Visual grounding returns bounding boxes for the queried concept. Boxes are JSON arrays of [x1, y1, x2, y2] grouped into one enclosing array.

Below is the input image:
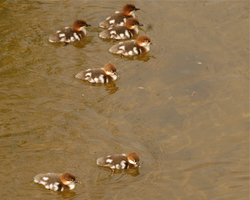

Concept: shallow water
[[0, 0, 249, 199]]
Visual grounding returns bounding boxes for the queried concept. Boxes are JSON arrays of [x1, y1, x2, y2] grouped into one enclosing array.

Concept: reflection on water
[[96, 167, 140, 181], [0, 0, 249, 200], [114, 52, 155, 62], [75, 77, 119, 95], [72, 36, 94, 49], [104, 82, 119, 95]]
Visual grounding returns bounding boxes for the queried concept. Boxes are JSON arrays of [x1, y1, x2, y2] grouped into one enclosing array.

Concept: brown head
[[136, 35, 152, 47], [125, 18, 143, 29], [73, 20, 91, 31], [104, 63, 117, 76], [60, 172, 80, 185], [127, 151, 140, 167], [122, 4, 140, 16]]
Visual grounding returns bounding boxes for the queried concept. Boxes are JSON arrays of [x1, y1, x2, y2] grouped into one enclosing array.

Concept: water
[[0, 0, 249, 199]]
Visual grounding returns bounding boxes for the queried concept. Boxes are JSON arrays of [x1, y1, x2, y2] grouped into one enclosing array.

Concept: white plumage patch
[[68, 182, 76, 190], [144, 44, 150, 52], [106, 159, 113, 163], [39, 180, 46, 185], [118, 22, 125, 26], [99, 75, 105, 83], [54, 185, 58, 191], [82, 29, 87, 35], [119, 33, 125, 39], [105, 71, 112, 75], [129, 159, 136, 165], [124, 30, 130, 38], [106, 16, 111, 20], [134, 27, 139, 34], [109, 73, 117, 81], [115, 50, 123, 54], [54, 182, 60, 186], [110, 30, 116, 35], [119, 46, 125, 50], [99, 33, 105, 39], [120, 160, 126, 169], [94, 77, 99, 83], [130, 25, 136, 29], [133, 47, 138, 54], [85, 72, 92, 78], [128, 50, 133, 55], [59, 33, 65, 38], [73, 33, 80, 41], [116, 164, 120, 169], [64, 181, 71, 185], [43, 177, 49, 181], [139, 42, 151, 52], [109, 19, 115, 25], [70, 36, 75, 42]]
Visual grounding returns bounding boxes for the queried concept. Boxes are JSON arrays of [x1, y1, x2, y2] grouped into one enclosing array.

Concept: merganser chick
[[97, 151, 140, 173], [100, 4, 140, 28], [99, 18, 143, 40], [75, 63, 118, 84], [109, 35, 153, 56], [34, 172, 80, 191], [49, 20, 91, 45]]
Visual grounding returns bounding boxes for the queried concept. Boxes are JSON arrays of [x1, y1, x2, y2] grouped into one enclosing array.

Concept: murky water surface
[[0, 0, 249, 199]]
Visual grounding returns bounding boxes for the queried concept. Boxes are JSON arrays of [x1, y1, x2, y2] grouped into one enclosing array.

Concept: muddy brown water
[[0, 0, 249, 199]]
